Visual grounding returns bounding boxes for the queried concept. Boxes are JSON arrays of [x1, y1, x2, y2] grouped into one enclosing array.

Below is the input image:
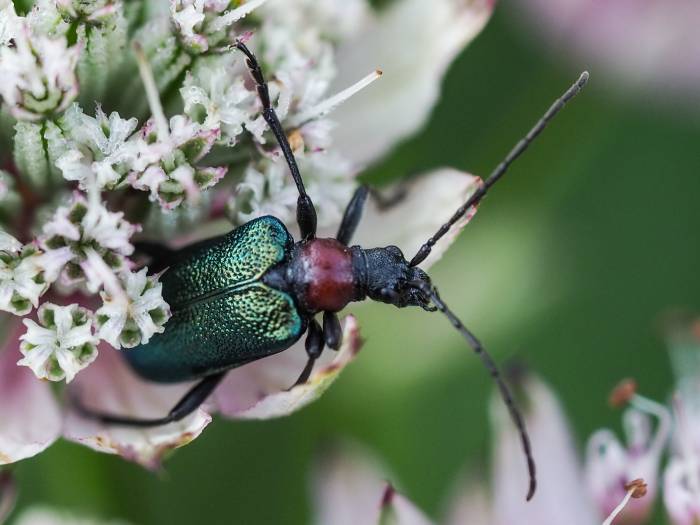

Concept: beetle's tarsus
[[289, 356, 317, 389]]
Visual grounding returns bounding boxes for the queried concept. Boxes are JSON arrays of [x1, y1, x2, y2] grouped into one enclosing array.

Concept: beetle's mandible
[[74, 40, 590, 502]]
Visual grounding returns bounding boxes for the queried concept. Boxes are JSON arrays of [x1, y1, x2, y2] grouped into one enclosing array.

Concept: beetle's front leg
[[72, 372, 226, 428]]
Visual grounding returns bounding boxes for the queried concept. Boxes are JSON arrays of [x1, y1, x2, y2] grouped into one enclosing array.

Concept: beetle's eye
[[379, 287, 399, 302]]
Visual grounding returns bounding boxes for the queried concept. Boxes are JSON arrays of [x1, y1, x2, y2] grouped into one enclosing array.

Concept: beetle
[[75, 40, 589, 501]]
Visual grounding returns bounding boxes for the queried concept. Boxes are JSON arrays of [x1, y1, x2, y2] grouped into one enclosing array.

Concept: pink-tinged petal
[[332, 0, 494, 165], [214, 316, 361, 419], [63, 344, 210, 469], [491, 375, 597, 525], [353, 169, 480, 270], [13, 506, 133, 524], [444, 477, 491, 525], [584, 388, 670, 523], [0, 317, 62, 465], [379, 485, 435, 525], [311, 442, 392, 525], [511, 0, 700, 103], [0, 470, 17, 523], [310, 441, 432, 525], [663, 455, 700, 525]]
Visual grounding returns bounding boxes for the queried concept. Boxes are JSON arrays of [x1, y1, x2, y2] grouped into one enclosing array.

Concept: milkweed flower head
[[0, 0, 494, 467]]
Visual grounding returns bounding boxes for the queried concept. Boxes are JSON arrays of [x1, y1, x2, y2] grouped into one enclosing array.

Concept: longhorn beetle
[[75, 40, 589, 501]]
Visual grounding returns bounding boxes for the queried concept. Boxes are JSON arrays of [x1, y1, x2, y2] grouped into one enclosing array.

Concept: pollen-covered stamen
[[609, 378, 637, 408], [289, 70, 384, 127], [602, 479, 647, 525], [610, 379, 672, 458], [585, 380, 671, 523]]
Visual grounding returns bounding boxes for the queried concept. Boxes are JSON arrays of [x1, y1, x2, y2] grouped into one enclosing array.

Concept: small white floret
[[18, 303, 98, 383]]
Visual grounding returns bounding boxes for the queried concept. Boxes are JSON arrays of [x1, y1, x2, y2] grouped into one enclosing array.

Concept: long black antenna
[[411, 281, 537, 501], [410, 71, 589, 267], [235, 40, 318, 239]]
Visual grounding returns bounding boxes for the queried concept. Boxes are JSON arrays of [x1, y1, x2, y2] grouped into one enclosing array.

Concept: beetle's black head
[[361, 246, 434, 310]]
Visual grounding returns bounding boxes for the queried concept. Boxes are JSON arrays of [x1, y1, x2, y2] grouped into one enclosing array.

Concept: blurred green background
[[11, 5, 700, 524]]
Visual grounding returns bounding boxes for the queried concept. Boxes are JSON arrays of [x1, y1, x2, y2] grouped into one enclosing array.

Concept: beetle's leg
[[336, 186, 369, 246], [322, 311, 342, 350], [133, 241, 177, 273], [72, 372, 226, 428], [235, 41, 318, 240], [291, 318, 324, 387]]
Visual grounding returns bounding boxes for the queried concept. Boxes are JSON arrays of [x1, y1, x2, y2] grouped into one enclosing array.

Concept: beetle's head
[[363, 246, 434, 310]]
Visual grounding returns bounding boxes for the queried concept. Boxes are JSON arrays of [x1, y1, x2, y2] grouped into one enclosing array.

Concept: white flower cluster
[[19, 303, 98, 383], [0, 4, 80, 121], [0, 0, 384, 384], [170, 0, 268, 54]]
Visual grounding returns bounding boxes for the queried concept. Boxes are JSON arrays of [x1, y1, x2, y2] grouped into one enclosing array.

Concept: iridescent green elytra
[[125, 216, 305, 383]]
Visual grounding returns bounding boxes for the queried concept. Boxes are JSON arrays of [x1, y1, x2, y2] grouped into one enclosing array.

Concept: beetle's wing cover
[[124, 216, 305, 383], [125, 283, 305, 382], [163, 216, 293, 308]]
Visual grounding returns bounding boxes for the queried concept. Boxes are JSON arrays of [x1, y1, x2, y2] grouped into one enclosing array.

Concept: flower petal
[[64, 344, 210, 469], [379, 485, 435, 525], [663, 455, 700, 525], [511, 0, 700, 103], [0, 317, 62, 465], [490, 374, 598, 525], [0, 470, 16, 524], [311, 441, 432, 525], [311, 442, 392, 525], [214, 316, 361, 419], [353, 169, 480, 270], [444, 477, 491, 525], [331, 0, 494, 165]]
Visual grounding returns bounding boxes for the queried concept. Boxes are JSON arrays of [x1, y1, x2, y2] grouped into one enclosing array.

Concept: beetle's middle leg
[[291, 312, 344, 387], [72, 372, 226, 428]]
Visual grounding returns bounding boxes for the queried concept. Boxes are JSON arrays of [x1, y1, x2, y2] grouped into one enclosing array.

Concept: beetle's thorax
[[264, 238, 366, 314], [263, 238, 433, 314]]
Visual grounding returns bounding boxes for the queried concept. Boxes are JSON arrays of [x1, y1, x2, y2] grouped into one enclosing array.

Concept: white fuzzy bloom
[[0, 231, 22, 253], [56, 105, 139, 189], [18, 303, 98, 383], [0, 234, 65, 316], [127, 115, 227, 210], [55, 0, 119, 24], [0, 11, 81, 121], [40, 193, 138, 286], [229, 148, 354, 228], [180, 58, 256, 145], [95, 267, 171, 349], [170, 0, 268, 53], [0, 2, 17, 46]]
